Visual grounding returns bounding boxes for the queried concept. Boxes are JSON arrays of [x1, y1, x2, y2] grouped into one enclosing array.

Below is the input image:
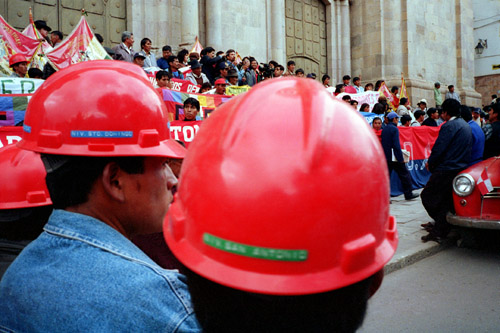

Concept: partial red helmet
[[18, 60, 185, 159], [0, 144, 51, 209], [9, 54, 28, 67], [164, 77, 398, 295]]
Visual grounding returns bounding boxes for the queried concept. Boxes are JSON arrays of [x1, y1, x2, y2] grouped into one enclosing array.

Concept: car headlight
[[452, 174, 475, 197]]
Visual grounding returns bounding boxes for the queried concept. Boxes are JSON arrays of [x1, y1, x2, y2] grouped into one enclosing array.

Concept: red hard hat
[[18, 60, 185, 159], [0, 144, 51, 209], [164, 77, 398, 295], [9, 53, 28, 67]]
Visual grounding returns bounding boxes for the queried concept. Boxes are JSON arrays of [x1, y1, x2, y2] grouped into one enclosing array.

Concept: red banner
[[0, 126, 22, 148], [398, 126, 440, 160], [170, 78, 200, 93], [169, 120, 203, 148]]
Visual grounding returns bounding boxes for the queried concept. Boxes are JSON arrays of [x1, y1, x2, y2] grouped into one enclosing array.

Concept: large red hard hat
[[18, 60, 185, 159], [164, 77, 398, 295], [0, 144, 51, 210], [9, 53, 28, 67]]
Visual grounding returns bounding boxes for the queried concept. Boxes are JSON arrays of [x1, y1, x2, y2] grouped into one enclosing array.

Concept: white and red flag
[[477, 169, 493, 196]]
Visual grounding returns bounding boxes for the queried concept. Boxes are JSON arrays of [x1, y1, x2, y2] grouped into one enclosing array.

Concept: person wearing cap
[[133, 52, 146, 68], [472, 108, 483, 127], [0, 145, 53, 279], [415, 98, 427, 112], [382, 112, 419, 200], [445, 85, 461, 103], [434, 82, 442, 108], [214, 61, 229, 82], [422, 108, 439, 127], [9, 54, 28, 78], [226, 69, 239, 86], [34, 20, 51, 40], [421, 99, 471, 243], [205, 78, 228, 95], [185, 60, 209, 86], [0, 61, 200, 331], [306, 73, 317, 80], [112, 31, 135, 62], [163, 78, 398, 331], [167, 55, 184, 79]]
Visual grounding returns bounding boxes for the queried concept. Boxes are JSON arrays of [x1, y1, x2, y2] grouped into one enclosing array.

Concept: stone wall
[[475, 74, 500, 107]]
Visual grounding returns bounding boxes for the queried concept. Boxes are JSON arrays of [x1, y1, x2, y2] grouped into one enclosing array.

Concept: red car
[[447, 156, 500, 229]]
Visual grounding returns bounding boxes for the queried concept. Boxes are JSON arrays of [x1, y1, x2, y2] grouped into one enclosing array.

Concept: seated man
[[0, 61, 200, 331], [157, 45, 172, 70], [226, 69, 239, 86], [167, 55, 184, 80], [185, 60, 209, 86], [155, 70, 172, 90], [164, 78, 398, 332], [133, 52, 146, 68], [205, 78, 228, 95]]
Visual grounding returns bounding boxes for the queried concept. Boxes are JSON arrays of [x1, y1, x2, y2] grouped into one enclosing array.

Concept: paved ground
[[386, 188, 450, 274]]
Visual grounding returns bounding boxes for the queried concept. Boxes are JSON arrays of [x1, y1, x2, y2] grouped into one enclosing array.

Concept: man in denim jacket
[[0, 61, 201, 332]]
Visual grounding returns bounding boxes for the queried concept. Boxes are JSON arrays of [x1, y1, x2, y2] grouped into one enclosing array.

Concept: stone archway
[[285, 0, 327, 77]]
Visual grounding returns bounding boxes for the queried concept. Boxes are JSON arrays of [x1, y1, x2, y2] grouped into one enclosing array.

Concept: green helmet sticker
[[203, 233, 308, 262]]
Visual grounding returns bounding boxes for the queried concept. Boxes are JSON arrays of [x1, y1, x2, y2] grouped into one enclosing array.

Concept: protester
[[112, 31, 135, 62], [372, 117, 383, 131], [189, 52, 200, 62], [157, 45, 172, 70], [206, 78, 228, 95], [225, 49, 237, 70], [273, 65, 284, 78], [401, 115, 412, 127], [421, 99, 472, 243], [391, 86, 400, 107], [200, 47, 222, 84], [177, 49, 189, 67], [183, 97, 200, 121], [283, 60, 295, 76], [411, 110, 425, 126], [351, 100, 358, 109], [322, 74, 330, 87], [8, 54, 28, 78], [0, 145, 53, 279], [140, 38, 157, 68], [445, 84, 461, 103], [185, 60, 209, 86], [396, 97, 411, 116], [360, 103, 370, 112], [372, 103, 385, 115], [215, 62, 229, 82], [167, 55, 184, 79], [434, 82, 442, 108], [34, 20, 51, 42], [334, 84, 345, 96], [460, 106, 485, 166], [422, 108, 439, 127], [472, 108, 483, 127], [155, 70, 172, 89], [365, 82, 374, 91], [382, 112, 419, 201], [483, 103, 500, 159], [415, 99, 427, 112], [306, 73, 317, 80], [436, 109, 446, 126], [244, 58, 259, 86], [200, 82, 212, 93], [164, 77, 397, 332], [0, 61, 199, 331], [50, 30, 63, 47], [353, 76, 364, 93], [226, 69, 239, 86], [342, 95, 351, 103], [342, 75, 351, 86], [374, 80, 385, 91], [238, 57, 250, 85], [28, 67, 43, 79]]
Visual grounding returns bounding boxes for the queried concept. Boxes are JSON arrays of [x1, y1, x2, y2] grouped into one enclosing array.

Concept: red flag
[[378, 83, 396, 110], [477, 168, 493, 196]]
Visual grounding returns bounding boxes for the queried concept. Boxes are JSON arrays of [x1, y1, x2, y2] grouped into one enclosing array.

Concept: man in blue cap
[[381, 112, 419, 200]]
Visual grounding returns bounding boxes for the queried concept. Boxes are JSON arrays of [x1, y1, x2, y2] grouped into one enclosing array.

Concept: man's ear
[[101, 162, 126, 202], [368, 269, 384, 298]]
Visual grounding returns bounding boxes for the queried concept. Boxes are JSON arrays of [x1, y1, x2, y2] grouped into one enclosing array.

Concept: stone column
[[340, 0, 351, 78], [205, 0, 222, 50], [271, 0, 286, 65], [180, 0, 199, 48]]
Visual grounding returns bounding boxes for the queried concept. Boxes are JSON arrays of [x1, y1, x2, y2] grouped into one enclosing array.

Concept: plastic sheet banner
[[335, 91, 380, 111], [168, 120, 203, 148], [226, 85, 251, 96], [0, 126, 22, 148], [0, 78, 44, 126], [161, 89, 231, 121]]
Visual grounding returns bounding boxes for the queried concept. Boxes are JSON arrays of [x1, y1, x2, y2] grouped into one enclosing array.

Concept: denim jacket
[[0, 210, 201, 332]]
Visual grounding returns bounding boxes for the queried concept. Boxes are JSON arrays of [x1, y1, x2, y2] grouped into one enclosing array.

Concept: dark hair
[[483, 105, 492, 112], [426, 107, 437, 117], [28, 68, 43, 79], [391, 86, 398, 93], [162, 45, 172, 52], [95, 33, 104, 44], [360, 103, 370, 112], [51, 30, 63, 40], [43, 155, 144, 209], [226, 49, 235, 55], [350, 100, 358, 105], [177, 49, 189, 63], [442, 98, 461, 117], [269, 60, 279, 68], [342, 95, 351, 101], [0, 205, 53, 240], [372, 117, 382, 124], [460, 105, 472, 122], [364, 83, 374, 90], [448, 85, 454, 90], [322, 74, 330, 84], [201, 47, 215, 56], [167, 55, 177, 65], [140, 38, 152, 49], [287, 60, 295, 67], [401, 115, 412, 126], [155, 70, 172, 81], [399, 97, 408, 105], [182, 265, 376, 333], [201, 82, 212, 91], [278, 65, 284, 71], [414, 110, 426, 119], [372, 103, 384, 115], [216, 51, 224, 57], [342, 75, 351, 81], [353, 77, 360, 83], [184, 97, 200, 111], [334, 84, 344, 94], [374, 80, 385, 91], [295, 68, 304, 75], [491, 103, 500, 115]]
